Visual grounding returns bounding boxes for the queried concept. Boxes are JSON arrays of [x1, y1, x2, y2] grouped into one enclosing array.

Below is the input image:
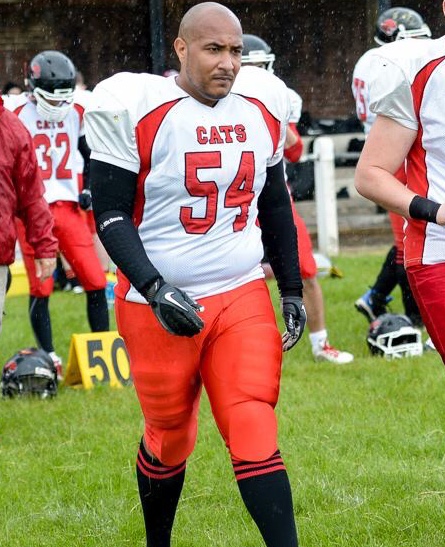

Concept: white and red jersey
[[3, 92, 84, 204], [287, 87, 302, 125], [85, 66, 289, 303], [352, 47, 381, 134], [367, 37, 445, 268]]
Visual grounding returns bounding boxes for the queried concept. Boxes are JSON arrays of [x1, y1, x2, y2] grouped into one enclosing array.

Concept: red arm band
[[284, 123, 303, 163]]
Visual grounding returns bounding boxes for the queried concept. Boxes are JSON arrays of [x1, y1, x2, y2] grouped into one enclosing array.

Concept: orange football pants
[[115, 279, 283, 466]]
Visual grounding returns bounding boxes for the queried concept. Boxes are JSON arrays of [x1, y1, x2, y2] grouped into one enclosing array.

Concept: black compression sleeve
[[78, 136, 91, 190], [258, 160, 303, 297], [91, 160, 161, 293], [409, 195, 440, 223]]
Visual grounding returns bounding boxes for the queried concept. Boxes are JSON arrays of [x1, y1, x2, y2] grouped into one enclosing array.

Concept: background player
[[3, 50, 109, 377], [242, 33, 353, 364], [354, 2, 445, 363], [86, 3, 306, 546], [352, 7, 430, 328]]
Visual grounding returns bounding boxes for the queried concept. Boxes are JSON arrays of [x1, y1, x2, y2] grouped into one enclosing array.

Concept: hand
[[145, 279, 204, 337], [34, 257, 56, 282], [78, 189, 92, 210], [281, 295, 307, 352]]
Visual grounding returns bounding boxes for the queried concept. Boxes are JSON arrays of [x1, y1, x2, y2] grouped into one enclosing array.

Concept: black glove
[[281, 295, 307, 352], [145, 279, 204, 337], [78, 189, 92, 210]]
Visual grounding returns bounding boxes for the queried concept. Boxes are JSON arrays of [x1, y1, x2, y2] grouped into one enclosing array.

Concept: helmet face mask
[[33, 86, 74, 122], [1, 348, 58, 399], [241, 34, 275, 72], [367, 313, 423, 359], [27, 50, 76, 122], [374, 7, 431, 46]]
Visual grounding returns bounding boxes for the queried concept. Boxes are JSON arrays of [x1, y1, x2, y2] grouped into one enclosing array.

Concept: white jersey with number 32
[[3, 93, 84, 204]]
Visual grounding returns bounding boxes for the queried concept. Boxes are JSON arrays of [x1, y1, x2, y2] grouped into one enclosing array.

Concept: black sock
[[29, 296, 54, 353], [86, 289, 109, 332], [395, 263, 422, 324], [136, 439, 186, 547], [373, 245, 397, 296], [233, 450, 298, 547]]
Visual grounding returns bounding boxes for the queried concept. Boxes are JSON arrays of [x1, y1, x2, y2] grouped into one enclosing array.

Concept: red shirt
[[0, 97, 57, 265]]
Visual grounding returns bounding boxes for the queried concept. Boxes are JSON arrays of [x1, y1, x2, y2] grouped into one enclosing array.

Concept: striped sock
[[136, 439, 186, 547], [233, 450, 298, 547]]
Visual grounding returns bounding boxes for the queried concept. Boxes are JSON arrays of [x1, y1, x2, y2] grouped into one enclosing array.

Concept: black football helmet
[[374, 7, 431, 46], [367, 313, 423, 359], [241, 34, 275, 72], [1, 348, 58, 398], [27, 50, 76, 122]]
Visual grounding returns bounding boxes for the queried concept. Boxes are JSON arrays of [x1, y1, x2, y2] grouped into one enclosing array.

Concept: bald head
[[178, 2, 242, 42], [174, 2, 243, 106]]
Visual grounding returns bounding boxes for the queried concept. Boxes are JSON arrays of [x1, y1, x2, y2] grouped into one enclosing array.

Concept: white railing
[[303, 136, 361, 257]]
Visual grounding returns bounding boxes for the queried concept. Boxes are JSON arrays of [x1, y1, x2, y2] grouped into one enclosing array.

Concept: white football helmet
[[241, 34, 275, 72], [374, 7, 431, 46], [367, 313, 423, 359]]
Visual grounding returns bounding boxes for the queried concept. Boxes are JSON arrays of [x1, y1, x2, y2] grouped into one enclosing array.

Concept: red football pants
[[115, 279, 283, 466], [407, 262, 445, 363], [292, 204, 317, 279]]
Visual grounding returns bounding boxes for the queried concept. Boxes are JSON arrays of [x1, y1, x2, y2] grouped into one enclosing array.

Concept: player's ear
[[174, 37, 187, 63]]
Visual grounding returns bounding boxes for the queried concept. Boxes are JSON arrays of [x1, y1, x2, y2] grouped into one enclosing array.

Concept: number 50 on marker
[[65, 331, 132, 389]]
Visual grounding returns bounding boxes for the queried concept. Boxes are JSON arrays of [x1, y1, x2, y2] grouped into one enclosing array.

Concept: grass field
[[1, 250, 445, 547]]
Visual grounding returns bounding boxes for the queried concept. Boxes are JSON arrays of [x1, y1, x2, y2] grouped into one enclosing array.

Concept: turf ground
[[1, 250, 444, 547]]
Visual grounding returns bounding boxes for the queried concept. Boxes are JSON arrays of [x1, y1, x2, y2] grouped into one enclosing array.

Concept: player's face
[[175, 18, 243, 106]]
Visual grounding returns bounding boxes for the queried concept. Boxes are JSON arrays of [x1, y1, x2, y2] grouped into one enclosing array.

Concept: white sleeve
[[368, 55, 417, 131], [233, 66, 290, 167], [84, 79, 140, 173], [287, 87, 303, 124]]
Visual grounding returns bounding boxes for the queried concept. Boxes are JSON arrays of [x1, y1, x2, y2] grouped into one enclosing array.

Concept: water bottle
[[105, 278, 116, 309]]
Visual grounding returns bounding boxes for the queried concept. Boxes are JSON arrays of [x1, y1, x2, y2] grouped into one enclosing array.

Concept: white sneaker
[[49, 351, 64, 382], [313, 342, 354, 364], [424, 337, 437, 352]]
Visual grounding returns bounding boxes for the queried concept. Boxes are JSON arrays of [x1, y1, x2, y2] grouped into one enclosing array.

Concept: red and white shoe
[[49, 352, 64, 382], [313, 342, 354, 364]]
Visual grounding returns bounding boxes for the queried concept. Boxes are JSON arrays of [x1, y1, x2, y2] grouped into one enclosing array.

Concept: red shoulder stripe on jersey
[[407, 56, 445, 263], [14, 104, 26, 116], [411, 56, 445, 117], [74, 102, 85, 123], [236, 94, 281, 156], [133, 98, 183, 228]]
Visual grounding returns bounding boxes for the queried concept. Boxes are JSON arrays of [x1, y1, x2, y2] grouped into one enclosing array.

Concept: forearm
[[91, 159, 161, 295], [355, 164, 415, 217], [258, 161, 303, 297], [95, 209, 160, 293]]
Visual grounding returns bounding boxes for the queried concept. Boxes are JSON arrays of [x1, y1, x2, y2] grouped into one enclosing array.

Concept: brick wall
[[1, 0, 444, 118]]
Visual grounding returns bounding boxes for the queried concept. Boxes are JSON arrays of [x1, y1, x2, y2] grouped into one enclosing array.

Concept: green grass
[[1, 251, 445, 547]]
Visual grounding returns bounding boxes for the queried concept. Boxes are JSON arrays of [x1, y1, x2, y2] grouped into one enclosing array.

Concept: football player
[[86, 3, 306, 546], [355, 4, 445, 363], [3, 50, 109, 378], [242, 33, 354, 364], [352, 7, 430, 329]]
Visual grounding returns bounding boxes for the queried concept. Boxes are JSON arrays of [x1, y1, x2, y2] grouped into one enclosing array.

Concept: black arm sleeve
[[78, 135, 91, 190], [91, 159, 161, 294], [257, 160, 303, 297]]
